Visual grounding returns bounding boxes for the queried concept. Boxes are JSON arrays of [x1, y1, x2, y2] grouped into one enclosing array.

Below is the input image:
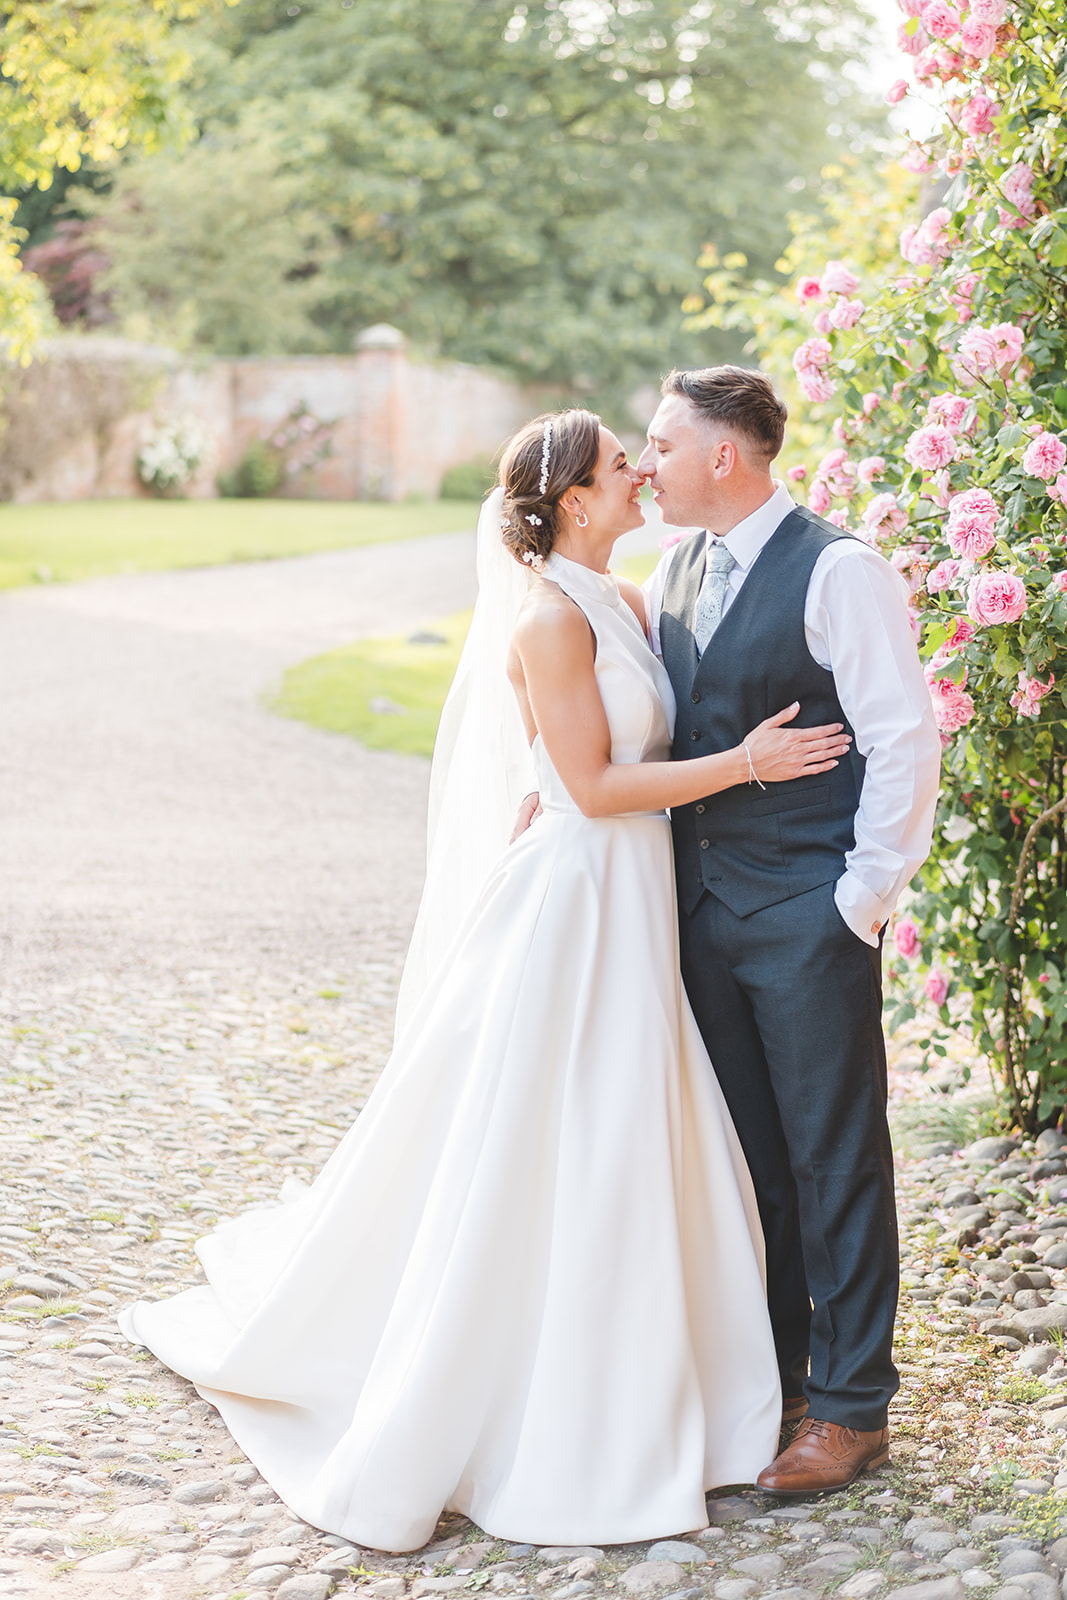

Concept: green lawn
[[272, 610, 473, 759], [0, 498, 482, 589], [273, 551, 661, 759]]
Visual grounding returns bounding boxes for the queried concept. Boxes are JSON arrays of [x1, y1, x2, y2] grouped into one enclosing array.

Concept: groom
[[636, 366, 940, 1492]]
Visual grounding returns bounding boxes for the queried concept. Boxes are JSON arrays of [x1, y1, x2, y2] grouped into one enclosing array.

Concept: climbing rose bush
[[784, 0, 1067, 1131]]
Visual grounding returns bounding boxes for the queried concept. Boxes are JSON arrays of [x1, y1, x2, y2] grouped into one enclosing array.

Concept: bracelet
[[742, 741, 767, 791]]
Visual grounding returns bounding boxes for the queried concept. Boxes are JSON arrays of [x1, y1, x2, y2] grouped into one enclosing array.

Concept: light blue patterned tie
[[693, 540, 737, 655]]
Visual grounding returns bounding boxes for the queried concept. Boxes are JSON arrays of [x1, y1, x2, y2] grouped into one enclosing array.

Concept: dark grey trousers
[[679, 878, 899, 1431]]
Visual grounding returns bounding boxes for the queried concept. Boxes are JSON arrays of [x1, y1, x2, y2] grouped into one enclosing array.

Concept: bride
[[120, 409, 852, 1553]]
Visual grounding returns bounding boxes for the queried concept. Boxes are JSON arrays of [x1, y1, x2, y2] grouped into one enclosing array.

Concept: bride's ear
[[557, 488, 582, 520]]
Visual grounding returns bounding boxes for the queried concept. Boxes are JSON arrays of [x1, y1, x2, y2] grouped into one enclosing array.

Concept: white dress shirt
[[643, 482, 941, 946]]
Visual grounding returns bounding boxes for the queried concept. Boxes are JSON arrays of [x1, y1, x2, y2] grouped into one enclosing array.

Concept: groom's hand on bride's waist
[[511, 793, 543, 842]]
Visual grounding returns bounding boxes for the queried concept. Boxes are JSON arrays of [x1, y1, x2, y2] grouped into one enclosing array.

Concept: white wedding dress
[[119, 551, 780, 1553]]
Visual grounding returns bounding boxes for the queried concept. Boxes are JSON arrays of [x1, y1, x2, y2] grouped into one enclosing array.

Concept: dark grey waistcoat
[[660, 507, 867, 917]]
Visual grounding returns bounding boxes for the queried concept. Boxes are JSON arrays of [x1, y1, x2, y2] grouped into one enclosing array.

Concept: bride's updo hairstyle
[[499, 409, 601, 570]]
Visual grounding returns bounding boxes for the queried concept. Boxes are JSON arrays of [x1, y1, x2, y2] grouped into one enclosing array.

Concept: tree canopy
[[76, 0, 877, 395], [0, 0, 237, 359]]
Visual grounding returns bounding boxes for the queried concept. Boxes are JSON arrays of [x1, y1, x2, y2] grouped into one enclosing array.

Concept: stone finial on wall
[[354, 324, 406, 351]]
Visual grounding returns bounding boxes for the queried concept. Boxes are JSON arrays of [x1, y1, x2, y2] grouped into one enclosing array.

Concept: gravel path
[[3, 529, 1067, 1600]]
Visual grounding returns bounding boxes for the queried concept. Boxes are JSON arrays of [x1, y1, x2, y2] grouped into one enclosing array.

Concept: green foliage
[[684, 159, 922, 470], [0, 498, 482, 589], [218, 403, 336, 495], [218, 440, 284, 499], [0, 0, 237, 359], [997, 1372, 1046, 1404], [86, 0, 878, 393], [78, 130, 335, 355], [439, 459, 497, 502], [752, 0, 1067, 1131]]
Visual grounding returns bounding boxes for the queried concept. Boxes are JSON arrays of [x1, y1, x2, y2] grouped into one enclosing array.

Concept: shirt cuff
[[834, 871, 889, 948]]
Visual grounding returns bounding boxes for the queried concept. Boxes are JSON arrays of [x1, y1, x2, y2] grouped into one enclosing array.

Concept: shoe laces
[[796, 1417, 851, 1444]]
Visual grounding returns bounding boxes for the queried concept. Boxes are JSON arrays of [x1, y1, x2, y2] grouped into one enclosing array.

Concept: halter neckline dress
[[119, 548, 780, 1552]]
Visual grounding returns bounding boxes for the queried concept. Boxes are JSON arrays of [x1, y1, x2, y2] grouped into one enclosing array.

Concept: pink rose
[[1011, 670, 1055, 719], [887, 78, 909, 104], [829, 298, 865, 331], [949, 270, 979, 323], [991, 322, 1025, 367], [817, 447, 848, 474], [794, 338, 832, 371], [1053, 572, 1067, 594], [961, 16, 997, 54], [913, 48, 940, 84], [899, 0, 924, 13], [894, 918, 919, 958], [970, 0, 1007, 18], [946, 487, 999, 559], [812, 309, 833, 335], [932, 44, 966, 79], [808, 479, 832, 515], [948, 485, 998, 521], [892, 545, 929, 595], [967, 570, 1027, 626], [956, 320, 1024, 381], [925, 970, 950, 1006], [900, 211, 952, 264], [928, 669, 976, 732], [1048, 473, 1067, 505], [794, 276, 825, 303], [927, 558, 964, 592], [1022, 431, 1067, 482], [947, 519, 995, 560], [659, 531, 685, 549], [928, 393, 972, 433], [858, 456, 886, 486], [904, 424, 957, 471], [786, 464, 808, 482], [922, 0, 961, 38], [825, 509, 852, 530], [949, 617, 975, 647], [1003, 162, 1036, 220], [897, 19, 929, 52], [862, 492, 908, 537], [958, 89, 997, 135], [924, 206, 953, 247], [820, 260, 861, 297], [900, 144, 932, 175], [797, 368, 837, 404], [862, 392, 881, 418]]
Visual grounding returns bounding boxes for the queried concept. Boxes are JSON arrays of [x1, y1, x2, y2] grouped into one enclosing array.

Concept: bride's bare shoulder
[[513, 581, 594, 657]]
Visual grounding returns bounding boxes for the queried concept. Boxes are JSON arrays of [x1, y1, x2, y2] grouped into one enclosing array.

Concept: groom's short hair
[[661, 365, 787, 460]]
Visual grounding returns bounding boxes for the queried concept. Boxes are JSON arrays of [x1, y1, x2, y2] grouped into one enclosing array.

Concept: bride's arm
[[514, 597, 851, 820]]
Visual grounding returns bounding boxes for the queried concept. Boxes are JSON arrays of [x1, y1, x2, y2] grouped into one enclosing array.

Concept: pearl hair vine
[[538, 419, 552, 496], [522, 550, 545, 573]]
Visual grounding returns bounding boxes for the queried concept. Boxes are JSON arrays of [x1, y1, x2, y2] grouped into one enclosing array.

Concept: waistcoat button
[[690, 729, 700, 741], [699, 838, 710, 849], [691, 690, 700, 704], [695, 804, 705, 814]]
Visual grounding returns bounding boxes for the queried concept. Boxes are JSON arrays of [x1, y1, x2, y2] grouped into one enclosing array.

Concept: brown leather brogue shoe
[[781, 1396, 809, 1428], [757, 1418, 889, 1496]]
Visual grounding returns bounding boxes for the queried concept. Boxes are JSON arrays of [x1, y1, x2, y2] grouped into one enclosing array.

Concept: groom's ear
[[708, 437, 738, 479]]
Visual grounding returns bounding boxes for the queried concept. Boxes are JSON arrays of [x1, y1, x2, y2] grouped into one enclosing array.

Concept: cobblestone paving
[[5, 541, 1067, 1600]]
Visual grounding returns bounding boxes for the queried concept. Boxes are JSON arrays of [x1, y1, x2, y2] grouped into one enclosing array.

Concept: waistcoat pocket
[[750, 783, 830, 818]]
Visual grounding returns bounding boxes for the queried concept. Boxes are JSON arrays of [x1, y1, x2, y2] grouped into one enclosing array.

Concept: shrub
[[439, 458, 496, 501], [772, 0, 1067, 1132], [136, 414, 212, 497]]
